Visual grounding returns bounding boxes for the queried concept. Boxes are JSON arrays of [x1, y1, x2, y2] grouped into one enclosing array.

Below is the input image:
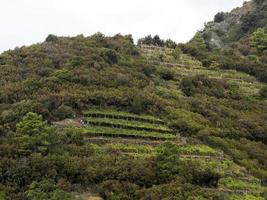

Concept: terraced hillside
[[49, 44, 267, 199], [140, 44, 265, 99], [54, 109, 182, 143], [82, 110, 178, 141], [55, 108, 267, 199], [1, 34, 267, 199]]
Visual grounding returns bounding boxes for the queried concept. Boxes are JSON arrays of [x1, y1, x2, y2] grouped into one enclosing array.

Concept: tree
[[251, 28, 267, 53], [214, 12, 225, 23], [165, 39, 177, 49], [155, 142, 180, 182], [16, 112, 49, 137], [190, 32, 207, 50], [15, 112, 52, 153], [138, 35, 153, 46], [45, 34, 58, 42], [152, 35, 164, 47], [172, 47, 182, 60]]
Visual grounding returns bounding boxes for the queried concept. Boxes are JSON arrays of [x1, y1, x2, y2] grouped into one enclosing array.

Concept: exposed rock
[[202, 1, 256, 49]]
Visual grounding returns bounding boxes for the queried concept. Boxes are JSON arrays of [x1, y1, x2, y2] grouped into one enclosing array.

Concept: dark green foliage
[[240, 9, 265, 33], [25, 179, 73, 200], [165, 39, 177, 49], [138, 35, 175, 48], [180, 161, 220, 187], [0, 33, 267, 199], [45, 34, 58, 43], [15, 112, 53, 154], [259, 86, 267, 99], [101, 49, 118, 64], [130, 91, 156, 115], [138, 35, 153, 46], [152, 35, 164, 47], [190, 0, 267, 83], [180, 75, 241, 99], [159, 68, 175, 80], [54, 105, 74, 120], [155, 142, 180, 182], [98, 180, 139, 200], [214, 12, 226, 23]]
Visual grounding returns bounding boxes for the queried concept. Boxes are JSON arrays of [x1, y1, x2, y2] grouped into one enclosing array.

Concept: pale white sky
[[0, 0, 245, 52]]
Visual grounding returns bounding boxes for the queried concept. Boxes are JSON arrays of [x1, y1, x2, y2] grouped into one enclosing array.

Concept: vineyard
[[81, 110, 178, 141], [55, 108, 266, 198], [140, 45, 265, 98], [49, 44, 267, 199], [1, 13, 267, 198]]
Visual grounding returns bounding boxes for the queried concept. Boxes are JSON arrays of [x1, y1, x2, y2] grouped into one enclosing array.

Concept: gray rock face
[[201, 1, 256, 49]]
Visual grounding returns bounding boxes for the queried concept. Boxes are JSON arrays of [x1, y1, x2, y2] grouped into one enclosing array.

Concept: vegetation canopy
[[0, 0, 267, 199]]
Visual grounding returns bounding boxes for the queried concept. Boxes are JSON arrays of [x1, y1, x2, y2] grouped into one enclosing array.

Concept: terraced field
[[53, 46, 267, 198], [137, 45, 267, 198], [140, 45, 265, 98], [140, 44, 202, 68], [55, 108, 267, 198], [80, 110, 178, 141], [97, 142, 266, 196]]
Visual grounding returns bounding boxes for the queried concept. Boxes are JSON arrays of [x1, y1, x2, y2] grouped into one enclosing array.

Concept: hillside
[[202, 0, 266, 48], [181, 0, 267, 84], [0, 31, 267, 200]]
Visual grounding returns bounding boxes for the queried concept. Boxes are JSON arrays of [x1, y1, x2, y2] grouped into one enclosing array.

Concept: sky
[[0, 0, 245, 53]]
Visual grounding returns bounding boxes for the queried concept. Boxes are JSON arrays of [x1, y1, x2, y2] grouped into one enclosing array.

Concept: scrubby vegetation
[[0, 1, 267, 199], [183, 0, 267, 83]]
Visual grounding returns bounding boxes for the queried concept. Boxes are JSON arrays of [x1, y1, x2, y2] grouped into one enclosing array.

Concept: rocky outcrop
[[201, 1, 256, 49]]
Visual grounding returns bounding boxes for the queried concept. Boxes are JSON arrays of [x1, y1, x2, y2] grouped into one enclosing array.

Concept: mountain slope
[[202, 0, 267, 49], [0, 33, 267, 199], [180, 0, 267, 84]]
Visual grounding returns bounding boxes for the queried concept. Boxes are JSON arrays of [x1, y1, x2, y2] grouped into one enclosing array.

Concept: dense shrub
[[98, 180, 139, 200], [172, 47, 182, 60], [180, 75, 240, 99], [45, 34, 58, 43], [155, 142, 180, 182], [138, 35, 176, 48], [259, 86, 267, 99], [214, 12, 226, 23], [1, 33, 267, 199], [54, 105, 74, 120], [159, 68, 175, 81]]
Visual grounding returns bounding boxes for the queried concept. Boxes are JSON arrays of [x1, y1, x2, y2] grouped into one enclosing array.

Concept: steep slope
[[202, 0, 267, 49], [181, 0, 267, 84], [1, 33, 267, 199]]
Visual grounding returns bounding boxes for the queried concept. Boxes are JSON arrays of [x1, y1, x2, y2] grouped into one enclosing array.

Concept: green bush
[[45, 34, 58, 42], [259, 86, 267, 99], [25, 180, 73, 200], [54, 105, 74, 120], [155, 142, 180, 182], [98, 180, 139, 200], [165, 39, 177, 49], [172, 47, 182, 60], [159, 69, 175, 81], [214, 12, 226, 23]]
